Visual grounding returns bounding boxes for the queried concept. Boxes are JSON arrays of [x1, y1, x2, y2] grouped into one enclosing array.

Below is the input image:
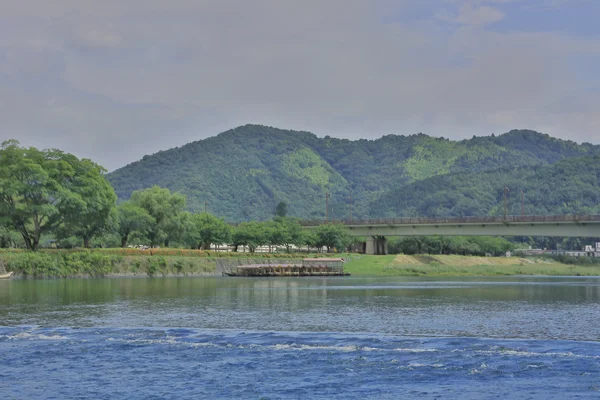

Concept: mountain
[[107, 125, 600, 221], [369, 155, 600, 218]]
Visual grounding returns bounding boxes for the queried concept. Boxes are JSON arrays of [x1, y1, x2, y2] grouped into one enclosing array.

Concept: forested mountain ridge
[[370, 155, 600, 218], [107, 125, 600, 221]]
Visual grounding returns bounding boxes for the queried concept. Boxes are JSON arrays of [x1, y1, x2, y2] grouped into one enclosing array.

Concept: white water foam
[[6, 332, 68, 340]]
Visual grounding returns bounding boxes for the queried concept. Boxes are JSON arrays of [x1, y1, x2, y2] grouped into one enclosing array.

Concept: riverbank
[[0, 250, 309, 278], [2, 250, 600, 278], [343, 254, 600, 276]]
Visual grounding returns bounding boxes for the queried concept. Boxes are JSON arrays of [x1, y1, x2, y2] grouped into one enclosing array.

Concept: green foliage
[[1, 250, 121, 278], [0, 225, 21, 248], [312, 223, 352, 252], [275, 201, 288, 218], [146, 256, 168, 276], [231, 221, 268, 252], [106, 125, 600, 221], [0, 140, 116, 250], [186, 212, 231, 250], [60, 158, 118, 247], [116, 202, 155, 247], [130, 186, 186, 247], [371, 156, 600, 218], [544, 254, 600, 266], [388, 236, 514, 256], [282, 148, 336, 186], [267, 217, 304, 252]]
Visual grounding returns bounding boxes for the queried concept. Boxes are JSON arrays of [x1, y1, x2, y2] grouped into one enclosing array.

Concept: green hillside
[[107, 125, 600, 221], [370, 156, 600, 218]]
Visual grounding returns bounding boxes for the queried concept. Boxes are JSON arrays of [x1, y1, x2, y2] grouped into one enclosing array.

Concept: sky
[[1, 0, 599, 171]]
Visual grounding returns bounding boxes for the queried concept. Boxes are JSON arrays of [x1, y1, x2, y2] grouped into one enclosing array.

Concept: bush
[[2, 250, 121, 278], [549, 254, 600, 265]]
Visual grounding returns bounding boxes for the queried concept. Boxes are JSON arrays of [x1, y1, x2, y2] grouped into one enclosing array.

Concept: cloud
[[439, 0, 521, 26], [0, 0, 598, 170], [454, 5, 505, 25]]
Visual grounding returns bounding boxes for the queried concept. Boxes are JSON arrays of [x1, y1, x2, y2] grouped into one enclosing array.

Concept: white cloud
[[454, 5, 505, 25]]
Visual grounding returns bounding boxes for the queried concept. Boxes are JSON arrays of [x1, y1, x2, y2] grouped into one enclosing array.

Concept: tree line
[[0, 141, 351, 252], [113, 186, 353, 252]]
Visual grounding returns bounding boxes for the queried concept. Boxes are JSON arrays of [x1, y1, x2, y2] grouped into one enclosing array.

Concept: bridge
[[301, 215, 600, 255]]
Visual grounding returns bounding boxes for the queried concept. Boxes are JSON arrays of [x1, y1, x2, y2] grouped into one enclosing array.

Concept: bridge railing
[[299, 215, 600, 227]]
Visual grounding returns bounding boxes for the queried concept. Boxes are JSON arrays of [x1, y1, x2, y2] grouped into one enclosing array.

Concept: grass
[[342, 254, 600, 276], [0, 251, 218, 278], [0, 249, 323, 279]]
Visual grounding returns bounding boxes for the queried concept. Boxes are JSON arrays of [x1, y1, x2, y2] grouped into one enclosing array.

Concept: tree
[[232, 221, 268, 252], [189, 212, 231, 250], [116, 202, 155, 247], [162, 211, 190, 248], [313, 223, 352, 253], [275, 201, 288, 218], [61, 158, 118, 248], [130, 186, 186, 247], [269, 217, 304, 252], [0, 225, 21, 248], [300, 229, 318, 252], [0, 140, 113, 250]]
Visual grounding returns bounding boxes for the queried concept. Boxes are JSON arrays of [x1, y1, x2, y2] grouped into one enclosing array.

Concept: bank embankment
[[3, 250, 600, 278], [0, 249, 306, 279], [343, 254, 600, 276]]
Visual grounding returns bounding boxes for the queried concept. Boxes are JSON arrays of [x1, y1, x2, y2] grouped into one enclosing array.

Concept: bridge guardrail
[[299, 215, 600, 227]]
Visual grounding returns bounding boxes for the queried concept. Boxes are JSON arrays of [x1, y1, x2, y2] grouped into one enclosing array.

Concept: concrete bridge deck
[[301, 215, 600, 255]]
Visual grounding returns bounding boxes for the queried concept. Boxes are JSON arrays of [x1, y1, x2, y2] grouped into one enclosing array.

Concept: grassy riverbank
[[2, 250, 600, 278], [342, 254, 600, 276], [0, 250, 307, 278]]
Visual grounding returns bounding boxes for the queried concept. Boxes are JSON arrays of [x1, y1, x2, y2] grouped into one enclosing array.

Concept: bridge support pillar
[[379, 237, 388, 255], [366, 237, 376, 255], [365, 236, 388, 255]]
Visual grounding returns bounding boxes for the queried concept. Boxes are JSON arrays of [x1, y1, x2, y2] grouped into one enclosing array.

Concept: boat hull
[[0, 271, 14, 279]]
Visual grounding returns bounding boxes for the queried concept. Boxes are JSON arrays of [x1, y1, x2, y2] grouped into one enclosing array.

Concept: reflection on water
[[1, 276, 600, 340]]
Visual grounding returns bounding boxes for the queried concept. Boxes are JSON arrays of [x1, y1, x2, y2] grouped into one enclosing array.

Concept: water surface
[[1, 276, 599, 398]]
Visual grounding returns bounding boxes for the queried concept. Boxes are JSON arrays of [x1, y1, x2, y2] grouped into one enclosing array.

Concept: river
[[1, 276, 599, 399]]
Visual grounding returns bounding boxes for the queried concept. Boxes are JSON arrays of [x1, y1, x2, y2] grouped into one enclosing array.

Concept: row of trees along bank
[[0, 141, 352, 252]]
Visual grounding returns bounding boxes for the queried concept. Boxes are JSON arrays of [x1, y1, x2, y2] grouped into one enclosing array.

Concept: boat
[[0, 271, 14, 279], [222, 258, 350, 277]]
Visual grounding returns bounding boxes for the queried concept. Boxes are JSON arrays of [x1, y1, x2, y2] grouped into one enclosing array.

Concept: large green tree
[[116, 202, 155, 247], [269, 217, 304, 252], [313, 223, 352, 253], [188, 212, 231, 250], [0, 140, 115, 250], [61, 158, 118, 247], [130, 186, 186, 247], [232, 221, 268, 253]]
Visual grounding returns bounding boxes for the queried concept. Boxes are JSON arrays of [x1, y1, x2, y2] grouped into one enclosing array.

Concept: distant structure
[[218, 258, 349, 277], [515, 242, 600, 258]]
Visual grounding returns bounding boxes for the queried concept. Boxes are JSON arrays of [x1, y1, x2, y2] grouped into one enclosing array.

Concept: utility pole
[[204, 201, 208, 214], [504, 185, 510, 220], [349, 195, 353, 222], [521, 190, 525, 218], [325, 192, 330, 223]]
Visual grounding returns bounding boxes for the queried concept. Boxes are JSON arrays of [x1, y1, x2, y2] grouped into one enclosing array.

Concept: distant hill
[[107, 125, 600, 221], [369, 155, 600, 218]]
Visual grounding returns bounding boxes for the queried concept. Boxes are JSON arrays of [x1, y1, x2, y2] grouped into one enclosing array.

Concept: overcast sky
[[1, 0, 599, 171]]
